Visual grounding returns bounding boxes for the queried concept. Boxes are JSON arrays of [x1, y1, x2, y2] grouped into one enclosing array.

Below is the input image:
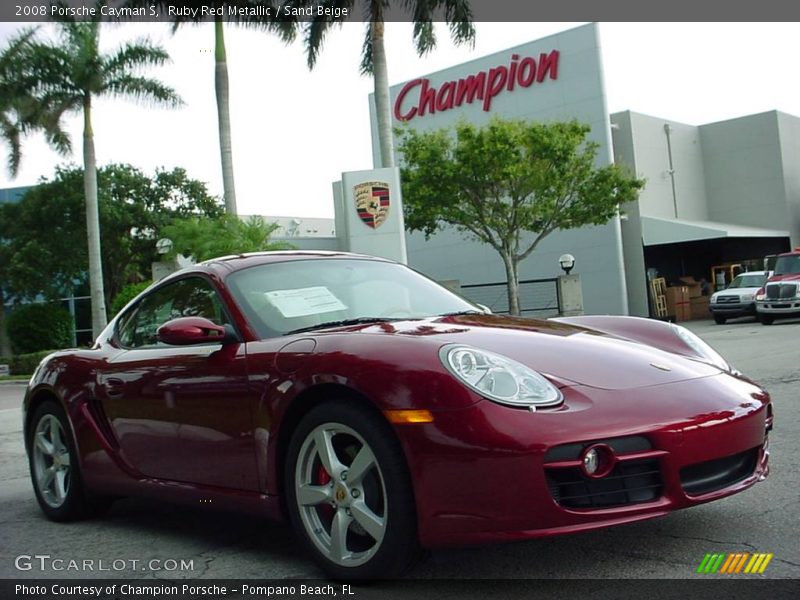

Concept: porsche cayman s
[[23, 252, 772, 578]]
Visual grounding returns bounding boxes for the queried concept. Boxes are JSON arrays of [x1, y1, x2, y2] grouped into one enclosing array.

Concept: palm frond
[[103, 40, 171, 79], [359, 23, 374, 76], [0, 115, 23, 176], [103, 75, 184, 108]]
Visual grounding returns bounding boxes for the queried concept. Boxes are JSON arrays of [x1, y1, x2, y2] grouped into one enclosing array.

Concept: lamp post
[[557, 253, 583, 317]]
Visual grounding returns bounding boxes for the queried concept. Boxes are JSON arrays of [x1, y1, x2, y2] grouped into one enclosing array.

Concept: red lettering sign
[[393, 51, 560, 122]]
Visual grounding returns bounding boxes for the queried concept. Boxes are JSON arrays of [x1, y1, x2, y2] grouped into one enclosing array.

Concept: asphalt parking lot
[[0, 317, 798, 583]]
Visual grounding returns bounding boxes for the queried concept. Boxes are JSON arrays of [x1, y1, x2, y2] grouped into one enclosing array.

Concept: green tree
[[0, 29, 72, 355], [397, 118, 644, 315], [0, 164, 221, 307], [121, 1, 297, 213], [299, 0, 474, 167], [162, 214, 293, 262], [16, 10, 182, 337], [0, 29, 71, 176]]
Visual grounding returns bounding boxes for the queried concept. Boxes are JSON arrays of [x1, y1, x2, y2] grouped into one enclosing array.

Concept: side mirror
[[157, 317, 238, 346]]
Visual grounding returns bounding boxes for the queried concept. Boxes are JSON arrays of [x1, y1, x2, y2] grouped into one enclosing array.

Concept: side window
[[118, 277, 230, 348]]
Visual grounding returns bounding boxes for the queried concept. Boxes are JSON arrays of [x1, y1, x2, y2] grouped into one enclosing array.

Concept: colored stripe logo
[[697, 552, 773, 574]]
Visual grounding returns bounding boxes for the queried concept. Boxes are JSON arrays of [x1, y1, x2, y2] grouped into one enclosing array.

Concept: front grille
[[680, 448, 759, 495], [766, 283, 797, 300], [716, 295, 739, 304], [546, 458, 663, 509]]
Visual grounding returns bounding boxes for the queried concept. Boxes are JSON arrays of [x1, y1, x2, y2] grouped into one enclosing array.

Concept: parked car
[[756, 248, 800, 325], [23, 252, 772, 579], [709, 270, 770, 324]]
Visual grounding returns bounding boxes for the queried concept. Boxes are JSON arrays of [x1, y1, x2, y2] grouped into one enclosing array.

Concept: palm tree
[[0, 29, 71, 176], [301, 0, 475, 168], [121, 1, 297, 214], [18, 14, 182, 338]]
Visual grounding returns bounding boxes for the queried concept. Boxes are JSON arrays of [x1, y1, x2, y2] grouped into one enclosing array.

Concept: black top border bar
[[3, 0, 800, 23]]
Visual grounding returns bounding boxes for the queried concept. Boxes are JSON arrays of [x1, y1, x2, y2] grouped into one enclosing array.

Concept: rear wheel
[[713, 315, 727, 325], [285, 401, 420, 579], [28, 401, 110, 521]]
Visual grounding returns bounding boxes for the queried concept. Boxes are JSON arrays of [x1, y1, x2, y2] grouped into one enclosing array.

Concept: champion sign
[[393, 51, 560, 122]]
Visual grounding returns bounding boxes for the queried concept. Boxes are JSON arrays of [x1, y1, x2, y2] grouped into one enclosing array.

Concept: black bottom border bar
[[3, 579, 799, 600]]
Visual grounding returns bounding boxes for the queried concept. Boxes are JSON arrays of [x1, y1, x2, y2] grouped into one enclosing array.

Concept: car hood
[[711, 286, 761, 299], [327, 314, 720, 391], [768, 273, 800, 283]]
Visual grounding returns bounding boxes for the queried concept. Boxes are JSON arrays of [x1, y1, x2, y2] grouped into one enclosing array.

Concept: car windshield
[[727, 273, 768, 289], [226, 258, 480, 337], [774, 254, 800, 276]]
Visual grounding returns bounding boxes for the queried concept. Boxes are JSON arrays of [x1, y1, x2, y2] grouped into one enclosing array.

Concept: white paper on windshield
[[265, 287, 347, 318]]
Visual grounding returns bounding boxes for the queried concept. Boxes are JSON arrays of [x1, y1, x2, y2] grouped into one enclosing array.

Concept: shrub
[[111, 281, 152, 317], [0, 350, 58, 375], [6, 303, 73, 354]]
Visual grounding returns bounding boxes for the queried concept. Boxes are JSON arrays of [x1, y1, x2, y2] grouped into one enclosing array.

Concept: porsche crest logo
[[354, 181, 390, 229]]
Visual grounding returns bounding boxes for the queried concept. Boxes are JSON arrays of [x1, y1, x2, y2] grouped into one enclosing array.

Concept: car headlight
[[439, 345, 563, 409], [710, 293, 719, 304], [740, 293, 755, 302], [670, 324, 731, 371]]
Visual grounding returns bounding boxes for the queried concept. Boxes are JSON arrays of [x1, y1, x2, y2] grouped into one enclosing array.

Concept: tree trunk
[[502, 252, 521, 316], [215, 19, 237, 214], [82, 96, 108, 339], [371, 21, 395, 168]]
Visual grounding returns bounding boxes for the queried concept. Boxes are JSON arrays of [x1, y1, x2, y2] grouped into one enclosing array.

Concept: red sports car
[[24, 252, 772, 579]]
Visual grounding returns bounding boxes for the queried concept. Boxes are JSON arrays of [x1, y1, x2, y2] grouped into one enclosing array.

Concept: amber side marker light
[[384, 409, 434, 424]]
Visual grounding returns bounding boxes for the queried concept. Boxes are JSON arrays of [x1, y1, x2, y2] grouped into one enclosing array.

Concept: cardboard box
[[689, 296, 710, 320], [678, 276, 704, 299], [665, 286, 691, 322]]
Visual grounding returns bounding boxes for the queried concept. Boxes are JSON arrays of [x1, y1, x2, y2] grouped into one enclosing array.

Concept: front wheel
[[713, 315, 727, 325], [27, 401, 110, 521], [760, 315, 775, 325], [285, 401, 421, 579]]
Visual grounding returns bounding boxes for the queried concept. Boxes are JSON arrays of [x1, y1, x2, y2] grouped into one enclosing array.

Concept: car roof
[[196, 250, 394, 276]]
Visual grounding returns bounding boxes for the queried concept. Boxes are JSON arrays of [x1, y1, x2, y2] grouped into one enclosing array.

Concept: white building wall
[[777, 112, 800, 247], [700, 112, 789, 232], [611, 111, 709, 221], [371, 23, 630, 316]]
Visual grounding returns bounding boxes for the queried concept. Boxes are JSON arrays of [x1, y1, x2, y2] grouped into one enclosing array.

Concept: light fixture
[[558, 253, 575, 275], [155, 238, 173, 255]]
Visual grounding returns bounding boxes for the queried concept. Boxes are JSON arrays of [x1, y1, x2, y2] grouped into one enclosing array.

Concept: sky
[[1, 21, 800, 218]]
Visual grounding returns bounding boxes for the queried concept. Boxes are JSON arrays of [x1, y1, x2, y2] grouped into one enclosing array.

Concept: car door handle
[[104, 378, 125, 399]]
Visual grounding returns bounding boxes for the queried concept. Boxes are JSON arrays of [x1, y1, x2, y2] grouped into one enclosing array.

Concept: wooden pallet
[[649, 277, 668, 318]]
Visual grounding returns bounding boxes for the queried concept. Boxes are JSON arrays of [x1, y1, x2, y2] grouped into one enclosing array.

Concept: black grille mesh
[[546, 458, 663, 509]]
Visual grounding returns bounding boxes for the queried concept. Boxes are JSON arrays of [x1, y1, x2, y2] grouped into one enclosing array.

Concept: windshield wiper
[[285, 317, 402, 335], [438, 310, 486, 317]]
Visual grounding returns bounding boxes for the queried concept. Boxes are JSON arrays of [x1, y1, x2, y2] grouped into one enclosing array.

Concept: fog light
[[580, 444, 616, 478], [583, 448, 599, 475]]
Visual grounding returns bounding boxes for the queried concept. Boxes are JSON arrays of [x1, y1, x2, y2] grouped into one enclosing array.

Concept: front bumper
[[757, 300, 800, 316], [709, 301, 756, 317], [399, 374, 771, 548]]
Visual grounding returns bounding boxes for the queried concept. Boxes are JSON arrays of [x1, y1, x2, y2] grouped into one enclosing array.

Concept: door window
[[117, 277, 230, 348]]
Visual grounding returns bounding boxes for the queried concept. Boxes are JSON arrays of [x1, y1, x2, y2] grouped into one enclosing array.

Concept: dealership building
[[362, 23, 798, 317]]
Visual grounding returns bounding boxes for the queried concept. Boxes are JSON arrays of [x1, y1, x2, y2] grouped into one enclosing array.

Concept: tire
[[760, 315, 775, 325], [27, 401, 110, 521], [285, 400, 421, 579], [713, 315, 727, 325]]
